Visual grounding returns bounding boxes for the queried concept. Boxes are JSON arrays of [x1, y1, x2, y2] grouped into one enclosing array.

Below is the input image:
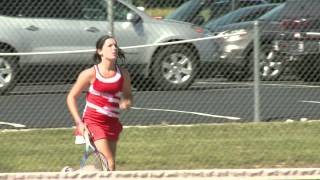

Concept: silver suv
[[0, 0, 213, 93]]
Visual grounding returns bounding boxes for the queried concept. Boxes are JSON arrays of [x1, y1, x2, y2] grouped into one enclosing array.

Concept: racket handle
[[83, 130, 95, 151]]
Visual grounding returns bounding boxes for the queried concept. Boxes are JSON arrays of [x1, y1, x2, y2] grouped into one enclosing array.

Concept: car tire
[[225, 44, 283, 81], [150, 45, 198, 90], [230, 44, 283, 81], [258, 45, 283, 81], [0, 54, 18, 95]]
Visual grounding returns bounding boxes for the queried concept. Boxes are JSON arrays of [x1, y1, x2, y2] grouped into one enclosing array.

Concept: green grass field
[[1, 121, 320, 172]]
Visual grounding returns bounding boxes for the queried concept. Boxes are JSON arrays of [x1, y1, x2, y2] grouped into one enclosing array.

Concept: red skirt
[[85, 117, 123, 142]]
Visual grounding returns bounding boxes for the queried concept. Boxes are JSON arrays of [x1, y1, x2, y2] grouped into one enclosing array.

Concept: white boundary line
[[196, 81, 320, 88], [300, 100, 320, 104], [262, 83, 320, 88], [131, 107, 241, 120], [0, 122, 26, 128]]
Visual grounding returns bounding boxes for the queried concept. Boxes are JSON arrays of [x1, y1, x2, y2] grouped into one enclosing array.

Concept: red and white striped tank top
[[83, 65, 124, 122]]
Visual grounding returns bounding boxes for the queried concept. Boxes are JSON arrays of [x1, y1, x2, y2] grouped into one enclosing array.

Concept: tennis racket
[[80, 130, 109, 171]]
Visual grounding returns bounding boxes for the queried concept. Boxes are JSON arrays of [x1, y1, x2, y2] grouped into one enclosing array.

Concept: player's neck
[[98, 62, 116, 73]]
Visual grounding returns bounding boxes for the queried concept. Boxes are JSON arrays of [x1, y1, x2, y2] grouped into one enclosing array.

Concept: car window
[[234, 5, 278, 22], [0, 0, 133, 21], [204, 4, 276, 29], [0, 0, 29, 17], [165, 0, 205, 22], [205, 7, 246, 28], [0, 0, 92, 19], [207, 2, 231, 22], [188, 1, 238, 25], [81, 0, 133, 21], [113, 1, 134, 21], [80, 0, 107, 20], [199, 0, 268, 25], [165, 0, 267, 25], [238, 0, 268, 8]]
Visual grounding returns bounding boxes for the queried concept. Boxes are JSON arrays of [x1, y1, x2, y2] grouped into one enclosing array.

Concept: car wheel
[[150, 45, 198, 90], [0, 55, 18, 94], [259, 45, 283, 81]]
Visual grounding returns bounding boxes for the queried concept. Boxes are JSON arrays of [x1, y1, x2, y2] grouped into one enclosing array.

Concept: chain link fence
[[1, 0, 320, 173]]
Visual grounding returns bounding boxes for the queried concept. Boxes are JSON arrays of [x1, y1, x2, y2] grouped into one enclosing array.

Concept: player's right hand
[[77, 121, 87, 136]]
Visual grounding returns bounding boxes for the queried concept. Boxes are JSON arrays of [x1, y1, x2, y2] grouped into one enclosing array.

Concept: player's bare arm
[[66, 68, 95, 134], [119, 68, 133, 110]]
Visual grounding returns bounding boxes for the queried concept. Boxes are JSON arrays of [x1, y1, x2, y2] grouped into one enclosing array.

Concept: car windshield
[[204, 5, 276, 29], [204, 7, 248, 29], [165, 0, 268, 26], [204, 4, 278, 30], [258, 3, 284, 21], [165, 0, 205, 21]]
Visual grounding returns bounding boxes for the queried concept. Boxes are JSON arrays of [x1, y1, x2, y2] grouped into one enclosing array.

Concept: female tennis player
[[66, 35, 133, 171]]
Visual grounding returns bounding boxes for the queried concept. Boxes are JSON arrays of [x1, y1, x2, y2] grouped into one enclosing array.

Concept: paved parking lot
[[1, 79, 320, 129]]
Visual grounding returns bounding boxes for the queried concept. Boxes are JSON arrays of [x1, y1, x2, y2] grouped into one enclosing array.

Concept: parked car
[[203, 3, 284, 80], [164, 0, 268, 26], [204, 4, 279, 31], [0, 0, 215, 94], [273, 0, 320, 81]]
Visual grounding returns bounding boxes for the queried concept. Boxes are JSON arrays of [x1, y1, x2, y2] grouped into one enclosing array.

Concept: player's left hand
[[119, 99, 131, 110]]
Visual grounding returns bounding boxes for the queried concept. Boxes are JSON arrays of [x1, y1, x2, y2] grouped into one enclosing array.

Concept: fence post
[[107, 0, 114, 36], [253, 20, 261, 122]]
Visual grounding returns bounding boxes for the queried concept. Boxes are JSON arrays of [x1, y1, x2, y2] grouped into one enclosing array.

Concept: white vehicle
[[0, 0, 215, 93]]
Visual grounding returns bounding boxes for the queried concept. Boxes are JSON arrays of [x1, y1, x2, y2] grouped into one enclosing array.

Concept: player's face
[[99, 38, 117, 61]]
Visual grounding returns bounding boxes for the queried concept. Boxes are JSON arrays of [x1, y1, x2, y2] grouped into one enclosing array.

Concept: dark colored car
[[164, 0, 268, 26], [273, 0, 320, 81], [203, 3, 283, 80], [204, 4, 279, 31]]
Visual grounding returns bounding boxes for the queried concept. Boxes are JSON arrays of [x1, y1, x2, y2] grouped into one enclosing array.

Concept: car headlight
[[218, 29, 248, 42]]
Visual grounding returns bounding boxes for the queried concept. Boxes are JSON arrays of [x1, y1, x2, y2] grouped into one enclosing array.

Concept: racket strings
[[81, 151, 105, 171]]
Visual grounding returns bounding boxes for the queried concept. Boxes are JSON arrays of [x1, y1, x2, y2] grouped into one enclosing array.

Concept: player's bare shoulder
[[77, 66, 96, 83]]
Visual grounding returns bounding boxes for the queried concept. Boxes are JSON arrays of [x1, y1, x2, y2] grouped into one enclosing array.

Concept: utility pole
[[107, 0, 114, 36]]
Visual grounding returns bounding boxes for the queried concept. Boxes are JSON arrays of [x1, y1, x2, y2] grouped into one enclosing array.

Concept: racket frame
[[80, 130, 109, 171]]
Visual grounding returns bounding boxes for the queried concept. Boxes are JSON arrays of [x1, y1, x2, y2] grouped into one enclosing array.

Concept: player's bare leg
[[95, 139, 117, 171]]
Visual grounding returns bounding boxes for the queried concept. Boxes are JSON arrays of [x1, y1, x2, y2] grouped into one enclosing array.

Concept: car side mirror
[[127, 12, 140, 23]]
